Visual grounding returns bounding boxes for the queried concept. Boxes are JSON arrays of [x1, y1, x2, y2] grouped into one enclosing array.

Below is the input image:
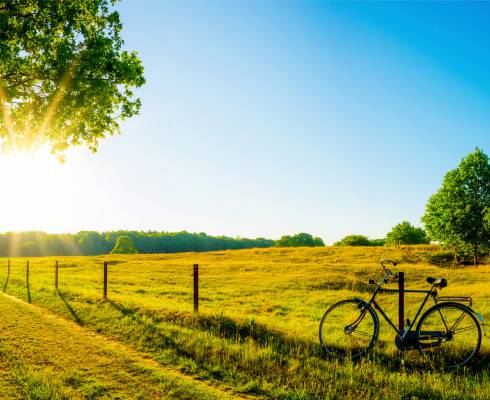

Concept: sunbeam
[[0, 84, 17, 150]]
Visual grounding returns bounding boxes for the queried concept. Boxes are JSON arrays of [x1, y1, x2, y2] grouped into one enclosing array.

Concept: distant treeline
[[0, 231, 276, 257]]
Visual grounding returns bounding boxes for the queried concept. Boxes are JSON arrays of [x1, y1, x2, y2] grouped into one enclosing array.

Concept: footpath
[[0, 293, 246, 399]]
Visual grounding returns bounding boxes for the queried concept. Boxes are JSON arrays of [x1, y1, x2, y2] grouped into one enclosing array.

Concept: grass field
[[2, 245, 490, 399]]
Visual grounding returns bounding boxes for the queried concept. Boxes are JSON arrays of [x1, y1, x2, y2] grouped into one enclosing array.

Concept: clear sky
[[2, 1, 490, 244]]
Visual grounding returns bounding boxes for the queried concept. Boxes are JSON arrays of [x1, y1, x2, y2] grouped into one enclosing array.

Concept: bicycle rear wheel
[[416, 302, 481, 368], [319, 299, 379, 359]]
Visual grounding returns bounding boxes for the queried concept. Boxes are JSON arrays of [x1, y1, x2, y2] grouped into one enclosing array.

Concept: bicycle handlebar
[[367, 260, 400, 286], [380, 259, 398, 281]]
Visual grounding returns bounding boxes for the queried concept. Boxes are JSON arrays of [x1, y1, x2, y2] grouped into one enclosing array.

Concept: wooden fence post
[[103, 261, 108, 300], [193, 264, 199, 313], [55, 260, 59, 290], [398, 271, 405, 331], [7, 259, 10, 275]]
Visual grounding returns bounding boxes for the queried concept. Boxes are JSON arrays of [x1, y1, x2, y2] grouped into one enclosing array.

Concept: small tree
[[334, 235, 371, 246], [385, 221, 429, 247], [110, 236, 137, 254], [275, 233, 324, 247], [422, 149, 490, 266]]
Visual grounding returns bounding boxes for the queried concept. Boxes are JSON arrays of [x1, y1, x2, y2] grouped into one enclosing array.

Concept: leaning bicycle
[[319, 259, 485, 368]]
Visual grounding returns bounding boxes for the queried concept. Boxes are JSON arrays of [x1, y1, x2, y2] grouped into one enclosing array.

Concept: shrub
[[334, 235, 371, 246], [369, 238, 386, 246], [110, 236, 138, 254]]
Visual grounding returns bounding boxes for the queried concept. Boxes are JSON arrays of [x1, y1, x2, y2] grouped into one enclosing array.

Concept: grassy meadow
[[2, 245, 490, 399]]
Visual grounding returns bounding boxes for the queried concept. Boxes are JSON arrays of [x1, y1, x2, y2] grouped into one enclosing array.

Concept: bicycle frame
[[365, 273, 436, 341], [320, 260, 483, 367]]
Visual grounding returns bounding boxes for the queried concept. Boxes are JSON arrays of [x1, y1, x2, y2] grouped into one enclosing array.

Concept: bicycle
[[319, 259, 485, 368]]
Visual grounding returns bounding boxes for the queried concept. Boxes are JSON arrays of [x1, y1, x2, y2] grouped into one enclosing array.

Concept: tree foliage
[[333, 235, 384, 246], [0, 0, 144, 156], [110, 235, 137, 254], [369, 238, 386, 246], [334, 235, 370, 246], [20, 240, 40, 256], [275, 233, 324, 248], [422, 149, 490, 265], [385, 221, 429, 247]]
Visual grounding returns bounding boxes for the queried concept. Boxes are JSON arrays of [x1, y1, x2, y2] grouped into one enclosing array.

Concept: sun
[[1, 147, 59, 184], [0, 147, 69, 232]]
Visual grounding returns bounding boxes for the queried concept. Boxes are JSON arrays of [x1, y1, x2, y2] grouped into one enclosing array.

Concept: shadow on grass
[[3, 267, 9, 293], [44, 291, 490, 379], [106, 300, 326, 359], [57, 290, 84, 325], [105, 299, 490, 375], [351, 342, 490, 375], [106, 300, 194, 359]]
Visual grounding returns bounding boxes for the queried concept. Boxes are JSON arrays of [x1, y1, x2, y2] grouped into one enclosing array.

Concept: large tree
[[0, 0, 144, 158], [422, 149, 490, 266]]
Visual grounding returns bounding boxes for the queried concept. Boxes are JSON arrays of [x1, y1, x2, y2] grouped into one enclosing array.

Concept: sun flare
[[1, 147, 60, 191], [0, 147, 84, 232]]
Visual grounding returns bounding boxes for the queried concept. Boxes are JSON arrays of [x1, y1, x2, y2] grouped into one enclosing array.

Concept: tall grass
[[3, 245, 490, 399]]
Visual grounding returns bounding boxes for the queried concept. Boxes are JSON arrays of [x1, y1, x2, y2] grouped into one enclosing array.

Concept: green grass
[[2, 246, 490, 398], [0, 293, 241, 400]]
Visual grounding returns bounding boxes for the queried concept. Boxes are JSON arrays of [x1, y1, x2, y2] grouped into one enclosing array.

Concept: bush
[[110, 236, 138, 254], [334, 235, 371, 246]]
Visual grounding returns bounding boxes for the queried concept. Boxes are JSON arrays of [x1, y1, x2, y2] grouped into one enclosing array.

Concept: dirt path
[[0, 293, 249, 399]]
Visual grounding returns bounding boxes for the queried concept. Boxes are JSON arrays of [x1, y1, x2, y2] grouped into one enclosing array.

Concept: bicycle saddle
[[426, 277, 448, 288]]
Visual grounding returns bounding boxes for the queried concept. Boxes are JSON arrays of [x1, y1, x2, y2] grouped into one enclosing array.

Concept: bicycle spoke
[[453, 325, 479, 334], [450, 312, 467, 332], [436, 306, 450, 331], [351, 330, 373, 338]]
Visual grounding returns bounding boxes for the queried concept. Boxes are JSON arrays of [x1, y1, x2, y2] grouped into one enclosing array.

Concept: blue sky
[[4, 1, 490, 243]]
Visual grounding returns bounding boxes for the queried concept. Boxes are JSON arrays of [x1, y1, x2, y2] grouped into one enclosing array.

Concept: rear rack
[[435, 296, 473, 307]]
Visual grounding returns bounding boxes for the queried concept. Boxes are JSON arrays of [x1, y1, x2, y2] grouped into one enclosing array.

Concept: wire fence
[[3, 259, 490, 331]]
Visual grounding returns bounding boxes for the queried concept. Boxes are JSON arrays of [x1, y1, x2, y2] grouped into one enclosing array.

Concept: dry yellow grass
[[2, 245, 490, 399]]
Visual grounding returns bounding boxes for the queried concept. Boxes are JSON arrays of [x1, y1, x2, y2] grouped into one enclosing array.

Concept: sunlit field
[[3, 245, 490, 399]]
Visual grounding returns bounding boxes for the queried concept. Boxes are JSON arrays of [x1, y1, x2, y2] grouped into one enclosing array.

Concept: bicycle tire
[[319, 299, 379, 360], [416, 302, 481, 368]]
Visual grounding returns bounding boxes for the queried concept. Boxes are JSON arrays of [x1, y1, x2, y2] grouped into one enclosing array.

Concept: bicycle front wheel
[[416, 302, 481, 368], [319, 299, 379, 360]]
